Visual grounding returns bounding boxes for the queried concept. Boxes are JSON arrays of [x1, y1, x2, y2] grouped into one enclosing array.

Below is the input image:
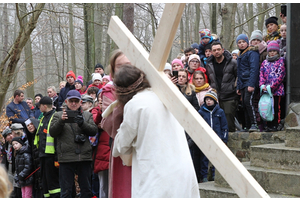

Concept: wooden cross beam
[[108, 3, 269, 198]]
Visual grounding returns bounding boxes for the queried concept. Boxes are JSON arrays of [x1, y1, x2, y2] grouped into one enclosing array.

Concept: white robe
[[113, 89, 200, 198]]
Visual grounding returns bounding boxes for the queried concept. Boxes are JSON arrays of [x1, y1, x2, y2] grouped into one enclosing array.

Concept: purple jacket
[[259, 57, 285, 96]]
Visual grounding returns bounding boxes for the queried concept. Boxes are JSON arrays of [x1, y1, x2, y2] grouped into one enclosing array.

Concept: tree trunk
[[236, 5, 243, 35], [94, 3, 103, 66], [180, 18, 184, 52], [20, 3, 35, 99], [257, 3, 265, 31], [211, 3, 217, 34], [221, 3, 237, 51], [248, 3, 254, 35], [69, 3, 76, 74], [0, 3, 45, 109], [123, 3, 134, 33], [50, 19, 60, 83], [2, 4, 8, 72], [148, 3, 156, 38], [104, 3, 113, 67], [195, 3, 200, 43]]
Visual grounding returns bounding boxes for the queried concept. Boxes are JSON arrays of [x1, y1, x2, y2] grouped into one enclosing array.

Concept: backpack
[[258, 85, 274, 121]]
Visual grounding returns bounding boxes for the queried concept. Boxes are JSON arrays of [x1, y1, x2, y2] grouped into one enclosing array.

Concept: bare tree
[[220, 3, 237, 51]]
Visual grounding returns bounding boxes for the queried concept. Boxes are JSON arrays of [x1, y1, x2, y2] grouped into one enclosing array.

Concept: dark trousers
[[59, 161, 92, 198], [191, 144, 202, 182], [241, 88, 256, 128], [267, 96, 281, 128], [40, 156, 60, 198], [92, 172, 99, 197], [219, 99, 238, 132]]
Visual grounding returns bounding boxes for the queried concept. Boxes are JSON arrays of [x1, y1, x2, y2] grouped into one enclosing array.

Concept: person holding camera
[[34, 96, 60, 198], [49, 90, 97, 198]]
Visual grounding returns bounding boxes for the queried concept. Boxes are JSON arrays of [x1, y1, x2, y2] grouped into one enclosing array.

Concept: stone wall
[[227, 131, 286, 162]]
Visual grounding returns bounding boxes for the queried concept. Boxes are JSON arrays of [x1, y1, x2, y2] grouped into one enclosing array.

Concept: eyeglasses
[[190, 60, 200, 63]]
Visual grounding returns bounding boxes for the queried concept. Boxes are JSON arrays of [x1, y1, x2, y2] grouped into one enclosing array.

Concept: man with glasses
[[205, 41, 238, 132], [50, 90, 97, 198]]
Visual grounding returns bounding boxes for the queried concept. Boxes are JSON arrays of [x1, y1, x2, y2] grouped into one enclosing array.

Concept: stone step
[[199, 181, 297, 198], [250, 143, 300, 171], [214, 162, 300, 196]]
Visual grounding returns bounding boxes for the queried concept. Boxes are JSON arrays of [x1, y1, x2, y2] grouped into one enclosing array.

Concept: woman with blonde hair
[[0, 165, 12, 198], [192, 70, 212, 106]]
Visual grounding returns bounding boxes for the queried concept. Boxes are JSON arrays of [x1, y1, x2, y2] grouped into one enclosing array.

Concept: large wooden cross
[[108, 4, 269, 198]]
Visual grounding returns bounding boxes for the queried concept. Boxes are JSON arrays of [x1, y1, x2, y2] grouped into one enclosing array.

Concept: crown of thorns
[[115, 73, 144, 95]]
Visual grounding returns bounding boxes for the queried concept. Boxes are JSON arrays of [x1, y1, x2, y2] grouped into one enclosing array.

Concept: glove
[[74, 114, 84, 127]]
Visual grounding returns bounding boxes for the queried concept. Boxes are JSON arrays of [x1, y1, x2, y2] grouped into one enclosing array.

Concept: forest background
[[0, 3, 283, 124]]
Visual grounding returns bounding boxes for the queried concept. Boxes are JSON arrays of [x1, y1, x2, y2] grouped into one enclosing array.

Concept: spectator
[[264, 16, 281, 42], [6, 89, 34, 124], [163, 63, 172, 75], [198, 29, 220, 63], [0, 164, 12, 198], [191, 43, 199, 54], [50, 90, 97, 198], [87, 73, 103, 90], [102, 75, 112, 86], [59, 81, 66, 90], [87, 63, 106, 87], [187, 54, 207, 84], [202, 44, 212, 66], [192, 71, 212, 107], [259, 41, 286, 132], [205, 41, 238, 132], [183, 47, 195, 68], [112, 64, 199, 197], [236, 34, 260, 132], [47, 86, 59, 111], [171, 58, 184, 72], [198, 89, 228, 182], [87, 87, 100, 101], [33, 93, 43, 119], [279, 24, 287, 58], [58, 70, 76, 110], [34, 97, 60, 197], [81, 95, 94, 112], [11, 137, 33, 198], [25, 98, 34, 111], [100, 49, 132, 198], [231, 49, 239, 60], [75, 75, 86, 95]]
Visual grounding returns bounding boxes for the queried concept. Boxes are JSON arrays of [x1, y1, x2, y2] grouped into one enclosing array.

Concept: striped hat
[[267, 41, 280, 53], [204, 89, 218, 103]]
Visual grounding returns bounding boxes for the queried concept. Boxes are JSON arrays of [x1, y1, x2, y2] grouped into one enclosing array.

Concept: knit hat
[[34, 93, 43, 99], [102, 75, 112, 82], [267, 41, 280, 53], [95, 63, 104, 70], [232, 49, 239, 55], [66, 70, 76, 80], [75, 75, 84, 86], [204, 89, 218, 103], [92, 73, 102, 82], [250, 30, 263, 43], [180, 55, 185, 62], [171, 59, 184, 68], [265, 16, 278, 27], [2, 127, 12, 138], [12, 137, 24, 146], [236, 34, 249, 44], [39, 96, 53, 105], [204, 44, 212, 51], [10, 123, 24, 130], [164, 63, 172, 72], [191, 43, 199, 49], [199, 29, 212, 40], [188, 54, 200, 64]]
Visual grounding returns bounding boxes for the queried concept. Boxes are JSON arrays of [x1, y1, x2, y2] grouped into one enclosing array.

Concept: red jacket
[[187, 67, 208, 84], [91, 106, 110, 173]]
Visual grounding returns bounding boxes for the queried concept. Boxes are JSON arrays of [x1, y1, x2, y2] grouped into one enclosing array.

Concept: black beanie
[[265, 16, 278, 27], [95, 63, 104, 70], [12, 137, 24, 146]]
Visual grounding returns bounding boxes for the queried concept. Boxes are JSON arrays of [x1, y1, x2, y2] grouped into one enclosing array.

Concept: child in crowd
[[259, 41, 286, 132], [171, 58, 184, 72], [102, 75, 112, 86], [75, 75, 86, 95], [12, 137, 33, 198], [198, 89, 228, 182], [87, 73, 103, 90], [191, 43, 199, 54], [236, 34, 260, 132], [198, 29, 219, 64], [163, 63, 172, 75], [264, 16, 281, 42], [202, 44, 212, 66], [279, 24, 287, 58], [231, 49, 239, 60]]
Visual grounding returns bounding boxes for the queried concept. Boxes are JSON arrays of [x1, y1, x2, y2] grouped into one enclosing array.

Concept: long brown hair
[[109, 49, 124, 79], [192, 70, 206, 86], [178, 69, 195, 95], [114, 64, 151, 106]]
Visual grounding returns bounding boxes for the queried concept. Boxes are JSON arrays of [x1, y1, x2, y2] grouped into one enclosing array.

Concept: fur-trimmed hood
[[250, 40, 267, 54]]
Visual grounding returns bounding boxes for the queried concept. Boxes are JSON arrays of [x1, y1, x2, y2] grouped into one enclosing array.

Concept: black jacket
[[205, 50, 238, 101], [14, 143, 34, 187], [57, 82, 75, 110], [176, 84, 200, 111]]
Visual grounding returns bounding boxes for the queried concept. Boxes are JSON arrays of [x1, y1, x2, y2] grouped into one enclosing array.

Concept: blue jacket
[[6, 101, 34, 124], [198, 104, 228, 143], [198, 38, 220, 61], [236, 47, 260, 90]]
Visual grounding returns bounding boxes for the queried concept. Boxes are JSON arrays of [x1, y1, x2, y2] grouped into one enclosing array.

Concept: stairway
[[199, 128, 300, 198]]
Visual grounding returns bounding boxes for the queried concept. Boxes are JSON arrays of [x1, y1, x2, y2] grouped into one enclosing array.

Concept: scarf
[[266, 54, 280, 62], [195, 83, 210, 93], [265, 26, 281, 42]]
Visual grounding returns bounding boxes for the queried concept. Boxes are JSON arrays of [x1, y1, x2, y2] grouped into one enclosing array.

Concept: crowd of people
[[0, 9, 287, 198]]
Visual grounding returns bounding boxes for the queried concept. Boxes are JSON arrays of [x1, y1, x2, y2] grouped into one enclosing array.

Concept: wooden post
[[108, 3, 269, 198]]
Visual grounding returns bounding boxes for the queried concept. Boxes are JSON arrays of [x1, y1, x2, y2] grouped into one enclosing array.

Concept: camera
[[74, 134, 86, 144]]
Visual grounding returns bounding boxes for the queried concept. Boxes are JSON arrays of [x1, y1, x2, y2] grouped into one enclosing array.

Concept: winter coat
[[205, 50, 238, 101], [280, 38, 286, 58], [90, 106, 110, 173], [176, 84, 200, 111], [236, 46, 260, 90], [198, 104, 228, 143], [250, 41, 268, 66], [57, 82, 76, 110], [259, 57, 286, 96], [49, 108, 97, 163], [14, 143, 34, 187], [6, 101, 34, 124], [195, 85, 212, 106], [33, 106, 42, 119]]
